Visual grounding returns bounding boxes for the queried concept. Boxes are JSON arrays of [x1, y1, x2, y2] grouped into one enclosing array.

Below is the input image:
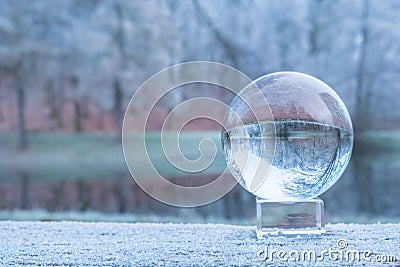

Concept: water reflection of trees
[[1, 148, 399, 219]]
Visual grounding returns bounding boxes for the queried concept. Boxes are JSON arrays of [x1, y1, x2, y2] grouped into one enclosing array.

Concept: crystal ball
[[222, 72, 353, 200]]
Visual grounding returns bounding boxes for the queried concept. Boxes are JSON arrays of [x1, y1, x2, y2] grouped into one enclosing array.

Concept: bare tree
[[0, 63, 29, 150], [71, 76, 82, 133], [354, 0, 370, 132], [15, 67, 28, 149], [6, 4, 31, 149], [113, 0, 125, 140], [46, 77, 64, 129]]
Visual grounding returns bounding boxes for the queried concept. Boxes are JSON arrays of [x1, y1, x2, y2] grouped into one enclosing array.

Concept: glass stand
[[256, 197, 325, 239]]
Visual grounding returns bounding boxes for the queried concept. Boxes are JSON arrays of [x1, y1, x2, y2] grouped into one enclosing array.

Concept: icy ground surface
[[0, 221, 399, 266]]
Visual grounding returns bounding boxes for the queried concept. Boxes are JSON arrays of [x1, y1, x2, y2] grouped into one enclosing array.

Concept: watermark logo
[[336, 238, 348, 249], [257, 238, 397, 263], [122, 61, 273, 207]]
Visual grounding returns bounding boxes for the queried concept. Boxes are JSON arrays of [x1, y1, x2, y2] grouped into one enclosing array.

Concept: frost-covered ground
[[0, 221, 399, 266]]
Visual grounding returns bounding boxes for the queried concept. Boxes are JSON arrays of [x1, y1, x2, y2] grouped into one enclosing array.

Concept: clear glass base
[[256, 197, 325, 239]]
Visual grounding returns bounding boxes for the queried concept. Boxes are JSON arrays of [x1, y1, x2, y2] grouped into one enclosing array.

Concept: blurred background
[[0, 0, 399, 224]]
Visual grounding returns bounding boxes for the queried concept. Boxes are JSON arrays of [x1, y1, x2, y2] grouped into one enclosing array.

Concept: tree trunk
[[74, 99, 82, 133], [17, 83, 28, 149], [47, 80, 64, 129], [97, 108, 105, 131], [0, 89, 4, 122], [307, 0, 322, 56], [55, 84, 64, 128], [71, 76, 82, 133], [115, 175, 127, 213], [114, 78, 123, 140], [354, 0, 369, 132], [276, 19, 290, 70], [20, 171, 29, 209], [114, 1, 125, 141], [352, 151, 373, 215], [77, 180, 89, 211]]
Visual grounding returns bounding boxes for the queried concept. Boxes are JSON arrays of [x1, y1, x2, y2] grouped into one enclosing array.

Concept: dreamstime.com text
[[257, 239, 397, 263]]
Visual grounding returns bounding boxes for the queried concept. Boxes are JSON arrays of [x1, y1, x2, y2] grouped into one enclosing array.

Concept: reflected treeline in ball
[[276, 121, 353, 199], [223, 120, 353, 199]]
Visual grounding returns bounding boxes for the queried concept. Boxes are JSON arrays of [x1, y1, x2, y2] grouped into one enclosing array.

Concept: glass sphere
[[222, 72, 353, 200]]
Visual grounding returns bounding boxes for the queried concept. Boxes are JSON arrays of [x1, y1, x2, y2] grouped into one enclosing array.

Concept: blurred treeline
[[1, 0, 400, 221], [0, 0, 399, 149]]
